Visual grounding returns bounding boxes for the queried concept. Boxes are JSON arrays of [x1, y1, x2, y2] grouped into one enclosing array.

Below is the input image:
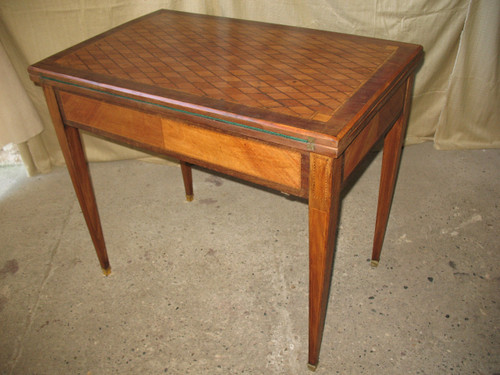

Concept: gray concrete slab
[[0, 142, 498, 374]]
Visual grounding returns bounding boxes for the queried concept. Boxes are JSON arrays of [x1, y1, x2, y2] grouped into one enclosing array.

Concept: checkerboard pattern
[[55, 11, 396, 123]]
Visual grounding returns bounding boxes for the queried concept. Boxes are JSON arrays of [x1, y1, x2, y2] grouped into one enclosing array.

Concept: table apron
[[57, 89, 307, 196], [342, 82, 405, 182]]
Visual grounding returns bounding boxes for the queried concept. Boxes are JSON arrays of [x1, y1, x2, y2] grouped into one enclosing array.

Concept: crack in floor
[[266, 238, 302, 374], [8, 201, 75, 374]]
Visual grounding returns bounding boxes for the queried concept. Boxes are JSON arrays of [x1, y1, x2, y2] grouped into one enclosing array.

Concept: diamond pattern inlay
[[54, 11, 397, 123]]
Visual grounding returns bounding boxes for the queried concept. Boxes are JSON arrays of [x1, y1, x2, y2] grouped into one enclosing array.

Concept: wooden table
[[29, 9, 422, 370]]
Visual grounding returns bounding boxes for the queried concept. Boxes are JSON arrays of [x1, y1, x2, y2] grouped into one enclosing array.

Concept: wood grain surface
[[29, 10, 422, 153]]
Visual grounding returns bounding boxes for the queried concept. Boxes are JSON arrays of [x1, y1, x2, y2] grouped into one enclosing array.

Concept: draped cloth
[[0, 40, 44, 174], [434, 0, 500, 149], [0, 0, 497, 175], [0, 41, 42, 148]]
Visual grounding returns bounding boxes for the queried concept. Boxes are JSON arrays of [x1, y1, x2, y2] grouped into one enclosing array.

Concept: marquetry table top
[[29, 10, 422, 152]]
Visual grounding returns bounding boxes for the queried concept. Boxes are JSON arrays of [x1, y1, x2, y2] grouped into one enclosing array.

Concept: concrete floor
[[0, 142, 498, 375]]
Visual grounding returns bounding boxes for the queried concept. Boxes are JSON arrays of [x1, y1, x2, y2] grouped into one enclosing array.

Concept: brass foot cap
[[370, 260, 379, 268], [102, 267, 112, 276], [307, 363, 318, 372], [186, 194, 194, 202]]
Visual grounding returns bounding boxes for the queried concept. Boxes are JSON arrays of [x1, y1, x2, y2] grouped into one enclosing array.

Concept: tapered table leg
[[180, 161, 194, 201], [371, 77, 415, 266], [43, 86, 111, 275], [308, 153, 344, 370]]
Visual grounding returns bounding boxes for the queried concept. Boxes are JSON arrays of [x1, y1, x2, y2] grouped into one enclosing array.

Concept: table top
[[29, 9, 422, 154]]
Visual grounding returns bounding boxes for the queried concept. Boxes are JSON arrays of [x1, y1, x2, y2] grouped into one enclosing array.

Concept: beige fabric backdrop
[[0, 41, 42, 147], [0, 0, 498, 174], [434, 0, 500, 149]]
